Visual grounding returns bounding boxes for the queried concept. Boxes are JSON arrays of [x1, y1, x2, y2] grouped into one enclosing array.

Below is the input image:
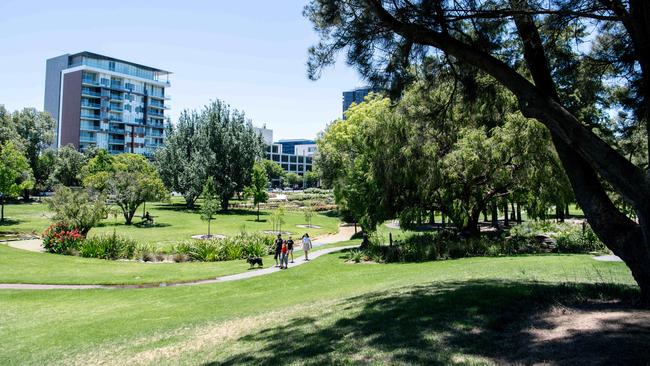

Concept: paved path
[[0, 225, 358, 291], [3, 239, 44, 253], [593, 254, 623, 262]]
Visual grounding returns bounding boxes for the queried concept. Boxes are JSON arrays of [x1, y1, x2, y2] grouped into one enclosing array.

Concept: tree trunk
[[556, 204, 565, 222], [208, 219, 211, 236], [516, 204, 522, 223], [221, 195, 230, 212], [503, 202, 509, 227], [482, 210, 488, 223], [257, 204, 260, 221], [491, 204, 499, 229], [511, 202, 517, 221], [1, 199, 4, 221], [565, 204, 570, 217], [124, 206, 136, 225], [22, 188, 30, 202]]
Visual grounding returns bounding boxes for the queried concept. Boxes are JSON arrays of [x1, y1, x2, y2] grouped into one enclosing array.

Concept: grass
[[0, 239, 358, 285], [0, 197, 340, 247], [0, 251, 638, 365]]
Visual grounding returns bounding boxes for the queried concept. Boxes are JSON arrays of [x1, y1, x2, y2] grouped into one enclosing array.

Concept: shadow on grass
[[95, 221, 172, 229], [209, 281, 647, 366], [0, 218, 22, 226]]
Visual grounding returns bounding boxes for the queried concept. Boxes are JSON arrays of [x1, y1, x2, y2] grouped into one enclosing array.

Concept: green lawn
[[0, 240, 358, 285], [0, 198, 341, 247], [0, 251, 637, 365]]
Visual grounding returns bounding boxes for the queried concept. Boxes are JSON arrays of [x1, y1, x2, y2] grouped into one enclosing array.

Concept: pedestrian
[[274, 234, 283, 267], [286, 236, 294, 263], [281, 240, 289, 269], [302, 233, 312, 261]]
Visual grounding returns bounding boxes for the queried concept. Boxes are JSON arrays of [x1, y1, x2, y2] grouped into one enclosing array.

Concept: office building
[[44, 52, 171, 157], [342, 87, 376, 117], [255, 128, 316, 178]]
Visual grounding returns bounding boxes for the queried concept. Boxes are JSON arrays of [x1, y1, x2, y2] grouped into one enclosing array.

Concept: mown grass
[[0, 252, 637, 365], [0, 197, 340, 247], [0, 239, 359, 285]]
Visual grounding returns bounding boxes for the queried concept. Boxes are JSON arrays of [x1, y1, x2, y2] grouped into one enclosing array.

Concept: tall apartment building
[[44, 52, 170, 157], [254, 128, 315, 180]]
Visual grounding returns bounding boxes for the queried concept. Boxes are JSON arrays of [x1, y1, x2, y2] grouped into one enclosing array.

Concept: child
[[280, 241, 289, 269], [286, 236, 294, 263]]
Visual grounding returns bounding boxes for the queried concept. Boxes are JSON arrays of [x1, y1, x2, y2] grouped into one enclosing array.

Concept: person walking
[[274, 234, 283, 267], [280, 241, 289, 269], [286, 236, 295, 263], [301, 233, 312, 261]]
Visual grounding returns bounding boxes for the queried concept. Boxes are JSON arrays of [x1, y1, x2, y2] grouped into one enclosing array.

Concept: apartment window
[[124, 104, 132, 112], [125, 94, 134, 102], [108, 61, 115, 71], [100, 78, 110, 87], [125, 83, 134, 91]]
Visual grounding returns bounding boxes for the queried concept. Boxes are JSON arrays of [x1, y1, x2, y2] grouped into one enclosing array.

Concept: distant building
[[342, 87, 378, 118], [254, 128, 316, 181], [44, 51, 171, 157]]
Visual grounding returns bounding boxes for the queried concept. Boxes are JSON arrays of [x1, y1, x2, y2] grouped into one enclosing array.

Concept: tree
[[0, 142, 33, 221], [200, 177, 219, 237], [198, 100, 264, 211], [46, 186, 106, 236], [81, 149, 115, 193], [304, 170, 320, 188], [12, 108, 55, 198], [244, 162, 269, 221], [304, 205, 315, 228], [0, 105, 19, 148], [261, 159, 286, 187], [306, 0, 650, 303], [155, 111, 208, 208], [285, 173, 302, 189], [103, 154, 168, 225], [270, 205, 286, 234], [50, 145, 87, 187]]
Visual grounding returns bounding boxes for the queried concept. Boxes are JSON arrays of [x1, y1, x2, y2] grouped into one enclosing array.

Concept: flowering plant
[[42, 222, 83, 254]]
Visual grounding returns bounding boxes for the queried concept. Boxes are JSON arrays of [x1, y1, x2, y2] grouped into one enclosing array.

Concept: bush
[[79, 232, 137, 260], [172, 233, 273, 262], [42, 222, 84, 254], [555, 225, 606, 253]]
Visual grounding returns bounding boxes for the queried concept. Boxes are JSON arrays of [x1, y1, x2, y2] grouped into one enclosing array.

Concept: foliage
[[155, 111, 208, 207], [100, 154, 168, 225], [243, 162, 269, 221], [196, 100, 265, 210], [304, 205, 315, 227], [172, 233, 273, 262], [303, 170, 320, 188], [11, 108, 55, 195], [555, 225, 607, 254], [285, 172, 302, 188], [79, 232, 137, 260], [42, 222, 83, 254], [81, 149, 114, 193], [46, 186, 106, 236], [49, 144, 87, 187], [261, 159, 286, 184], [0, 141, 33, 221]]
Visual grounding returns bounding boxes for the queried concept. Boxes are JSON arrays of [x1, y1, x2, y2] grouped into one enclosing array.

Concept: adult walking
[[286, 236, 295, 263], [301, 233, 312, 261], [273, 234, 283, 267]]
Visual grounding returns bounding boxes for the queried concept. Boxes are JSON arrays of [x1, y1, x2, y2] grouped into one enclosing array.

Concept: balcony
[[108, 115, 122, 122], [80, 122, 100, 131], [82, 89, 101, 97], [79, 135, 96, 143], [109, 94, 123, 101], [108, 105, 124, 112], [80, 113, 100, 120], [81, 101, 101, 109], [108, 138, 125, 145], [109, 127, 125, 134], [82, 77, 100, 86], [148, 110, 165, 118]]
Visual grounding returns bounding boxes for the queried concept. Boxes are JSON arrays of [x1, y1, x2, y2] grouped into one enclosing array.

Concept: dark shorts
[[274, 249, 281, 259]]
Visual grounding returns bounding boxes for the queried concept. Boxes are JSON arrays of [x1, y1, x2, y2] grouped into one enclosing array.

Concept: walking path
[[5, 239, 44, 253], [0, 225, 358, 290]]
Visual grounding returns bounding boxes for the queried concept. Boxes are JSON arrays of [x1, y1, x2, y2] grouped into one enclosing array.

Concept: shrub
[[79, 232, 137, 260], [171, 233, 273, 262], [347, 249, 364, 263], [46, 186, 106, 237], [42, 222, 84, 254], [555, 225, 606, 253]]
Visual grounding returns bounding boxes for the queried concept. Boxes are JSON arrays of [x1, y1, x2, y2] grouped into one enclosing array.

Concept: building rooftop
[[68, 51, 172, 75]]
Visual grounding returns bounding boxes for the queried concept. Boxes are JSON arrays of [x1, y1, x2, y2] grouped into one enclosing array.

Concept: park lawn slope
[[0, 253, 637, 365]]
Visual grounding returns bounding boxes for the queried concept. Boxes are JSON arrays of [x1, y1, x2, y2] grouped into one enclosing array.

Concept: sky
[[0, 0, 365, 140]]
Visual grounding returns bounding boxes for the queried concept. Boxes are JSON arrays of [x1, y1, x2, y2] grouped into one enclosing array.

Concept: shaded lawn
[[0, 253, 637, 365], [0, 240, 360, 285], [0, 198, 341, 247]]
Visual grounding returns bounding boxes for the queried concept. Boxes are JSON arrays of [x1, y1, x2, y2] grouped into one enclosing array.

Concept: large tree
[[306, 0, 650, 303], [197, 100, 264, 211], [49, 145, 87, 187], [0, 142, 33, 221], [244, 162, 270, 221], [155, 111, 208, 208], [12, 108, 55, 198]]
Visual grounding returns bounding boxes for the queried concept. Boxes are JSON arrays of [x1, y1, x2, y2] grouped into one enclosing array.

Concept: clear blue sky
[[0, 0, 364, 140]]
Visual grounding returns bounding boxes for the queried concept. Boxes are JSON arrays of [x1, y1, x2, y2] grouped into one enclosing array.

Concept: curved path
[[0, 226, 358, 291]]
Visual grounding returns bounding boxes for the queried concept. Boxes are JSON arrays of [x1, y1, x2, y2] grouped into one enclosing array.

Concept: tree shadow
[[0, 218, 22, 226], [95, 221, 172, 229], [208, 281, 647, 366]]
